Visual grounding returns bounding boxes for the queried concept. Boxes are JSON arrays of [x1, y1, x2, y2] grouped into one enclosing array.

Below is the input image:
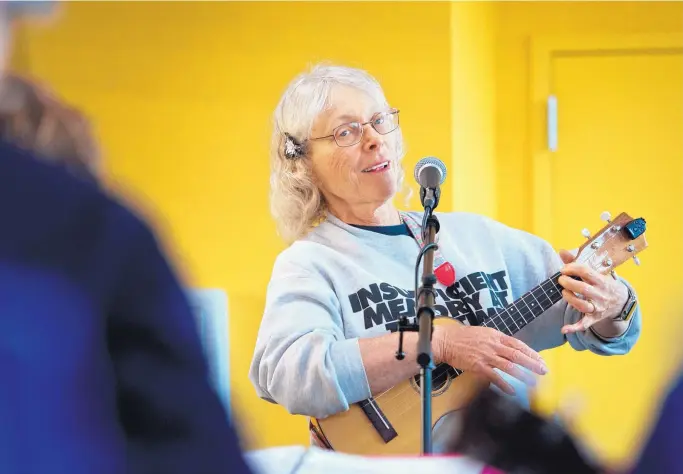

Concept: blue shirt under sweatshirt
[[0, 141, 251, 474]]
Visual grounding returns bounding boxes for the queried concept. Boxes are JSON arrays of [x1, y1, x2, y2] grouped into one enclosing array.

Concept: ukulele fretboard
[[481, 272, 564, 336]]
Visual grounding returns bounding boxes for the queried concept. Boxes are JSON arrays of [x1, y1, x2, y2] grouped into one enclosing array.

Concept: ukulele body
[[314, 317, 489, 455]]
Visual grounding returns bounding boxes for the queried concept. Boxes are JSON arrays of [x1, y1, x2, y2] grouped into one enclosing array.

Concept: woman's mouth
[[362, 161, 391, 173]]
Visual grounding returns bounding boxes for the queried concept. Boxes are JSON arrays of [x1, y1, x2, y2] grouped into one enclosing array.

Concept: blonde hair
[[269, 63, 406, 243]]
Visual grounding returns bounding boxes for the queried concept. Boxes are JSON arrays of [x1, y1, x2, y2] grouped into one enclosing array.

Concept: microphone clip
[[420, 186, 441, 215]]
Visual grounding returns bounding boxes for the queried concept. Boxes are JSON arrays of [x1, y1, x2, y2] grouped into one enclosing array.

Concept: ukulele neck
[[481, 272, 564, 336]]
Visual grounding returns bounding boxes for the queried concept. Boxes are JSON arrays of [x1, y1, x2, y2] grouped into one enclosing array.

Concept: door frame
[[529, 32, 683, 242]]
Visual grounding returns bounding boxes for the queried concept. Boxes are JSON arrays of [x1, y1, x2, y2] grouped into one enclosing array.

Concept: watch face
[[613, 287, 637, 321], [620, 299, 638, 321]]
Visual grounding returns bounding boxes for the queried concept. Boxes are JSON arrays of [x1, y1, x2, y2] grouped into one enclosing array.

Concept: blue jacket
[[0, 142, 251, 474], [632, 374, 683, 474]]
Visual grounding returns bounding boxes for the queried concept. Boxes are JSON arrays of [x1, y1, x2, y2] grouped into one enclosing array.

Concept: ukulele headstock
[[575, 211, 647, 275]]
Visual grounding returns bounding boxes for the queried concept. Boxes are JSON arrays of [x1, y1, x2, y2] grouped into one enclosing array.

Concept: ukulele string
[[370, 361, 455, 406], [388, 368, 467, 421]]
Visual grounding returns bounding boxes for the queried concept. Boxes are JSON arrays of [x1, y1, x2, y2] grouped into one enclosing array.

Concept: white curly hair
[[269, 63, 406, 244]]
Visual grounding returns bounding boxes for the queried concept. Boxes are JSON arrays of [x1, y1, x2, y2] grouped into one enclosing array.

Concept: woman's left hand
[[556, 249, 629, 335]]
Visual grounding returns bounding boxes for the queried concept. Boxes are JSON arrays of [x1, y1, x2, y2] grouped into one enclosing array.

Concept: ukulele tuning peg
[[633, 256, 641, 266], [600, 211, 612, 223], [581, 228, 591, 239]]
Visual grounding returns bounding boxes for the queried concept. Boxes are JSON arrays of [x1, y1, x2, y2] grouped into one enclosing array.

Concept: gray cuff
[[329, 338, 372, 405]]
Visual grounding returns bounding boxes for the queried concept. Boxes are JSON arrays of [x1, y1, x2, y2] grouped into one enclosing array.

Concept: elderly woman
[[249, 64, 642, 446]]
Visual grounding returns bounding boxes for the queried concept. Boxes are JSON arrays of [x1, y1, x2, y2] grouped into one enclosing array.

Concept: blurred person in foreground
[[446, 388, 607, 474], [0, 3, 252, 474], [0, 72, 102, 181], [445, 372, 683, 474], [631, 373, 683, 474]]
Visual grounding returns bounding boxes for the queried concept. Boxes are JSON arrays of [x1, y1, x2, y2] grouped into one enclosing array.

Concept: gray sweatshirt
[[249, 211, 641, 419]]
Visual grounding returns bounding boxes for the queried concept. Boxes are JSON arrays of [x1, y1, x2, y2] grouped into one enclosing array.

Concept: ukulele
[[311, 212, 647, 455]]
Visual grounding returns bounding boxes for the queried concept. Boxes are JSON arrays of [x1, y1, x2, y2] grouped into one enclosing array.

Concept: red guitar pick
[[434, 262, 456, 287]]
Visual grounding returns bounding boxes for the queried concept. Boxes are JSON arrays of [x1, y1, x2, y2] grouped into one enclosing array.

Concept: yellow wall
[[495, 2, 683, 466], [451, 2, 497, 217], [11, 1, 453, 449], [495, 1, 683, 230], [12, 0, 683, 459]]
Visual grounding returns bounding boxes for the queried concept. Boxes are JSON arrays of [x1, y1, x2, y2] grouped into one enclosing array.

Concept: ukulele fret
[[485, 310, 511, 335], [487, 271, 568, 337], [531, 286, 553, 310], [506, 312, 522, 332], [541, 275, 563, 305], [517, 299, 534, 322], [496, 311, 514, 334], [521, 293, 543, 317], [506, 304, 527, 330]]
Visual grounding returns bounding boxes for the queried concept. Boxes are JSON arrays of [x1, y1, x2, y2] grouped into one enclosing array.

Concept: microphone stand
[[396, 186, 441, 456]]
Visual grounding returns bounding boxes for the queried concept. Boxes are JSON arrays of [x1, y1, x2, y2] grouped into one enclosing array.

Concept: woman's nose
[[362, 124, 383, 152]]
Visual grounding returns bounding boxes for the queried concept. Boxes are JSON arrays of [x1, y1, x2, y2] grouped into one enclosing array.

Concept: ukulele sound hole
[[411, 365, 459, 396]]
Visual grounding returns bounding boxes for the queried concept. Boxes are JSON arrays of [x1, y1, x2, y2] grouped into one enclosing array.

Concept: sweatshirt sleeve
[[249, 255, 371, 419], [489, 218, 642, 356]]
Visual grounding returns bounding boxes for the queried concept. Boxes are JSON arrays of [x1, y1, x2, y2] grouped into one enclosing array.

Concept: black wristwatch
[[613, 284, 638, 322]]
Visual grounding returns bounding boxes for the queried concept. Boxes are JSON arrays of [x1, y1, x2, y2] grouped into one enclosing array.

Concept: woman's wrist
[[431, 325, 445, 364]]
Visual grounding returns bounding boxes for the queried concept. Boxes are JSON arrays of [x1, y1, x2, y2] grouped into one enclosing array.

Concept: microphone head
[[414, 156, 447, 188]]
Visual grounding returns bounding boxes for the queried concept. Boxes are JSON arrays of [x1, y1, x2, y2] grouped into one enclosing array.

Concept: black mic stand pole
[[396, 186, 441, 456]]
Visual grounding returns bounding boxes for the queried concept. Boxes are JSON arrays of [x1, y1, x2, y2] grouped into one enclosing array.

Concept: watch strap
[[613, 284, 637, 322]]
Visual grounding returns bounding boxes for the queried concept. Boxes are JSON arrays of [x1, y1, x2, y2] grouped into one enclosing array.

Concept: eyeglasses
[[309, 108, 400, 147]]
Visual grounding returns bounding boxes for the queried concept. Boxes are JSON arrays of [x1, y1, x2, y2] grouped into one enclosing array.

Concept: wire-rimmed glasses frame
[[309, 108, 400, 148]]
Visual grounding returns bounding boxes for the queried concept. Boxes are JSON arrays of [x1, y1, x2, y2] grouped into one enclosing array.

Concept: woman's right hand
[[433, 323, 548, 395]]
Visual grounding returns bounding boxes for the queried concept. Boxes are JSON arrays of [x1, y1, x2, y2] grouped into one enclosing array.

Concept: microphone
[[414, 156, 447, 212]]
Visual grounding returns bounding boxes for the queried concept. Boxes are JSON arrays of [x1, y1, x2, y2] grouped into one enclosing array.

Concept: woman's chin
[[355, 166, 399, 202], [371, 182, 398, 204]]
